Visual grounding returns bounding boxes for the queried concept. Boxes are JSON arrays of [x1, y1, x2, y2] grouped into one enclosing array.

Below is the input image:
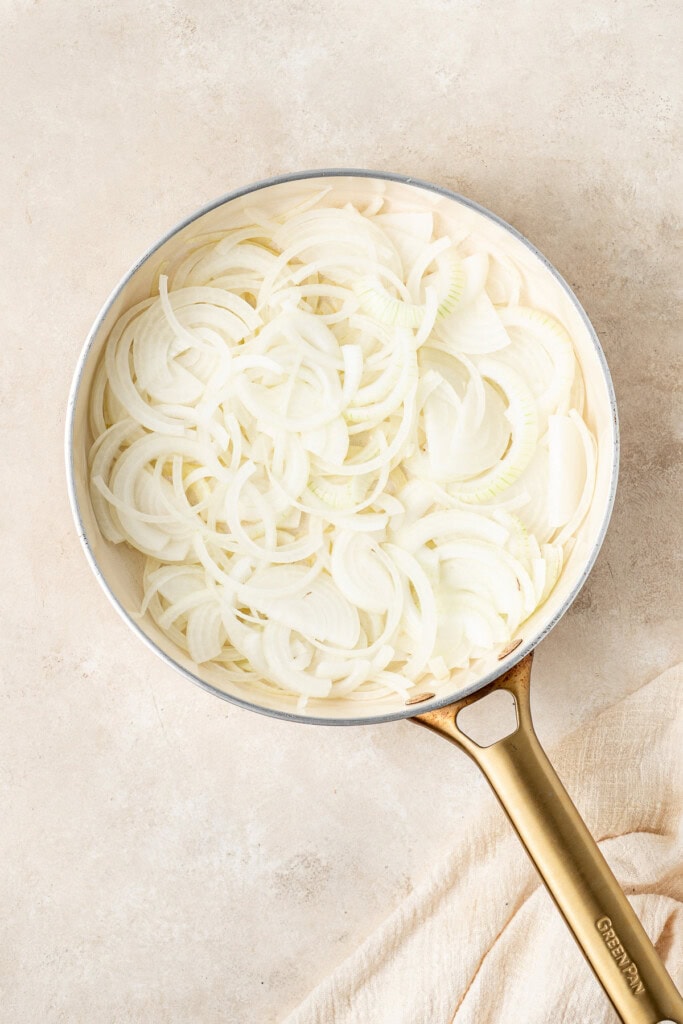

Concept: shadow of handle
[[413, 654, 683, 1024]]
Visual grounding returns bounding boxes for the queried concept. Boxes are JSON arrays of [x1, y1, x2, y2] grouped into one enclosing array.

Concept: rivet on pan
[[498, 638, 523, 660], [405, 692, 436, 705]]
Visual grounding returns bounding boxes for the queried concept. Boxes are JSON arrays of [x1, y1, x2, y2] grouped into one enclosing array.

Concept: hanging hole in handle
[[455, 689, 519, 747]]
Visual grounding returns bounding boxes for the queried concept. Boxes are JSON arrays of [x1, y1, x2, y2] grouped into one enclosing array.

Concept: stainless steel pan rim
[[64, 167, 619, 727]]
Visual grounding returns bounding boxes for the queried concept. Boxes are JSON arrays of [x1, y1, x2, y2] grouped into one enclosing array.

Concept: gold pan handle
[[414, 654, 683, 1024]]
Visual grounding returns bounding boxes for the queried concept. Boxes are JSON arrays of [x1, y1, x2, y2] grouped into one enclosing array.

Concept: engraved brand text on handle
[[596, 917, 646, 996]]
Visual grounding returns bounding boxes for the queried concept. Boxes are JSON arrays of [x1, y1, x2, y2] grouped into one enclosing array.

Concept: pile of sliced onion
[[88, 192, 596, 707]]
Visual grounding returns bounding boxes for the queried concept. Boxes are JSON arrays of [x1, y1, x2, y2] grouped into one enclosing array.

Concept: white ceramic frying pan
[[65, 171, 682, 1023]]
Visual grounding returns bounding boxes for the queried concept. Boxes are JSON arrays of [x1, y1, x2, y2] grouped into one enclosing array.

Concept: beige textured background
[[1, 1, 680, 1022]]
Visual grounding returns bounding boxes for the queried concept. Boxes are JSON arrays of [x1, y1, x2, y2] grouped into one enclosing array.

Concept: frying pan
[[65, 170, 683, 1023]]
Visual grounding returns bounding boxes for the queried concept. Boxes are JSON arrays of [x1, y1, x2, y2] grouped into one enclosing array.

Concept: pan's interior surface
[[67, 172, 618, 724]]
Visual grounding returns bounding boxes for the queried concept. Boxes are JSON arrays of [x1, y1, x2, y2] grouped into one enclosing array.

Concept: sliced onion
[[89, 192, 595, 700], [446, 358, 538, 502], [330, 531, 397, 612], [547, 414, 587, 528], [435, 291, 510, 354], [552, 410, 597, 546], [498, 306, 575, 420]]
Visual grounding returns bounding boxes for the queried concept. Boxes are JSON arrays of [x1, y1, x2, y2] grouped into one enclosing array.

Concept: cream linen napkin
[[284, 664, 683, 1024]]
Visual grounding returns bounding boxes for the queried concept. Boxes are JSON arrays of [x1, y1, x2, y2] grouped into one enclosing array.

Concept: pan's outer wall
[[65, 170, 619, 726]]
